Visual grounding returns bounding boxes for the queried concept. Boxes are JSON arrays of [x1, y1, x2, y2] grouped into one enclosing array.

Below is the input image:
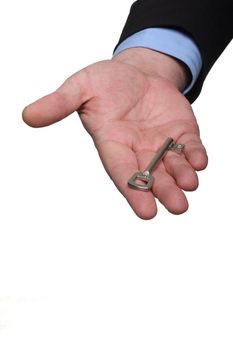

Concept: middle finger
[[163, 152, 199, 191]]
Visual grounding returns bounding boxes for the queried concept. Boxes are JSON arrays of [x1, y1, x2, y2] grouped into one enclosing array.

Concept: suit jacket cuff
[[113, 27, 202, 95], [115, 0, 233, 103]]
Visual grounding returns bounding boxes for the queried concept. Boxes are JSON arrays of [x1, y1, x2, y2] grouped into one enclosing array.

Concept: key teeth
[[169, 143, 185, 153]]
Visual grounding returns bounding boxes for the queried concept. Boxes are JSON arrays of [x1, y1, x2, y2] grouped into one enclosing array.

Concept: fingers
[[96, 140, 158, 220], [178, 133, 208, 171], [153, 169, 189, 214], [164, 152, 198, 191], [137, 150, 188, 215], [134, 133, 208, 215], [22, 70, 90, 127], [161, 133, 208, 195]]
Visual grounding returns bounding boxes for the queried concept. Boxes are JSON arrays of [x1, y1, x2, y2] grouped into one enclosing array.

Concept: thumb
[[22, 69, 90, 127]]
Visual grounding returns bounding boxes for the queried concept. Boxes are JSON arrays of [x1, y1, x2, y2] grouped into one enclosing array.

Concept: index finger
[[96, 140, 157, 220]]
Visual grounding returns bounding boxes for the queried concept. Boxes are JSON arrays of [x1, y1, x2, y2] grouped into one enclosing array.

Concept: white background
[[0, 1, 232, 349]]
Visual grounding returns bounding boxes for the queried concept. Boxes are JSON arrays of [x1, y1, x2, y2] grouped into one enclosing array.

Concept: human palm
[[23, 59, 208, 219]]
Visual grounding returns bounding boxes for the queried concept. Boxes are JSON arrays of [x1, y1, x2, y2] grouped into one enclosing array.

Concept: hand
[[22, 48, 208, 220]]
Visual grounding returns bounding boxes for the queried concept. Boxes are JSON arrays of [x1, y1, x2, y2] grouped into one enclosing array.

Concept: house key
[[128, 137, 184, 191]]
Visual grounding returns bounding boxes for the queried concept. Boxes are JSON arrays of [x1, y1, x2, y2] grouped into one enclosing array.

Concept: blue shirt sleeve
[[113, 28, 202, 95]]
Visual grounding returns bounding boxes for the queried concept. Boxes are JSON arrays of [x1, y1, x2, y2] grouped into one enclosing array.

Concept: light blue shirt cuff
[[113, 28, 202, 95]]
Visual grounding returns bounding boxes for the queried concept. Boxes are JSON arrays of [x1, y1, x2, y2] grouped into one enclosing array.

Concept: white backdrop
[[0, 1, 232, 349]]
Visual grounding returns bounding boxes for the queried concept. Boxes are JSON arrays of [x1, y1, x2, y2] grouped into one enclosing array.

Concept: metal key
[[128, 137, 184, 191]]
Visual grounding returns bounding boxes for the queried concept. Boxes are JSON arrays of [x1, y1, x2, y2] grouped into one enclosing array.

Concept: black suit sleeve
[[114, 0, 233, 103]]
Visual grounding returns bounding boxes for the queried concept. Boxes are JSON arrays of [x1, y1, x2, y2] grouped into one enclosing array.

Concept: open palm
[[23, 59, 208, 219]]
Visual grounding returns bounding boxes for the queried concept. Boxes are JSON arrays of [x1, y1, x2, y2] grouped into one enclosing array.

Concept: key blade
[[144, 137, 174, 173]]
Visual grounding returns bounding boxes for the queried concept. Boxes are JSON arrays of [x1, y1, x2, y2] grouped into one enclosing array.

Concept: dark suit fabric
[[115, 0, 233, 103]]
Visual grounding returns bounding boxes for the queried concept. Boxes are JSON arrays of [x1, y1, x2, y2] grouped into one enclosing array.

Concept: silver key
[[128, 137, 184, 191]]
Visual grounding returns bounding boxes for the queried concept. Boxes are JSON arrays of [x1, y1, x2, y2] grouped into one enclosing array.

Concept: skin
[[22, 48, 208, 220]]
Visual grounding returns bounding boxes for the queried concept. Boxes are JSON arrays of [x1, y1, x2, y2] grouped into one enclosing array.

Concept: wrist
[[112, 48, 190, 92]]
